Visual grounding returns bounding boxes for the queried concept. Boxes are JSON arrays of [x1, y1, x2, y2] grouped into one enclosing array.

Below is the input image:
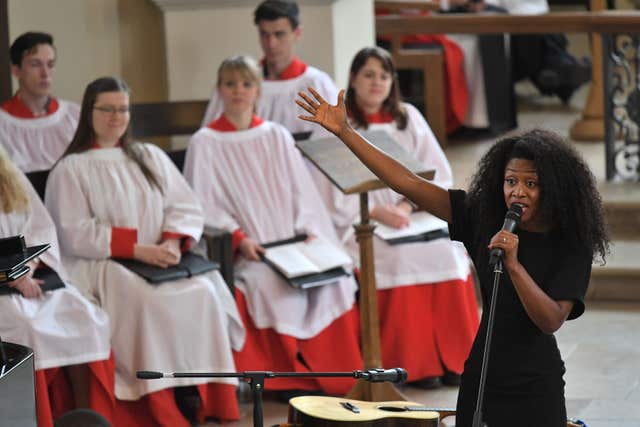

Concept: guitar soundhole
[[377, 406, 408, 412]]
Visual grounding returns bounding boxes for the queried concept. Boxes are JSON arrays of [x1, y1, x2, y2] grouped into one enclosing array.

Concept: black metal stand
[[472, 259, 503, 427], [0, 336, 6, 376], [137, 368, 405, 427]]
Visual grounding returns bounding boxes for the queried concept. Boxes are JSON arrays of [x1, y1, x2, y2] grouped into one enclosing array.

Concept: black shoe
[[441, 371, 462, 386], [174, 386, 201, 426], [565, 56, 592, 87], [536, 56, 592, 103], [410, 376, 443, 390], [556, 85, 579, 105], [536, 69, 561, 95]]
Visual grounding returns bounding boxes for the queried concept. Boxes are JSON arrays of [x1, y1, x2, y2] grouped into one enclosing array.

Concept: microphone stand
[[137, 369, 405, 427], [472, 258, 503, 427]]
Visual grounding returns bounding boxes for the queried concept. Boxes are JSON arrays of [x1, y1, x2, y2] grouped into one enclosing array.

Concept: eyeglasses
[[93, 106, 130, 115]]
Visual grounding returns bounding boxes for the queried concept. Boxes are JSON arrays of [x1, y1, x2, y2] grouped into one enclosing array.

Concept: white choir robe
[[0, 171, 110, 371], [311, 103, 471, 289], [0, 100, 79, 172], [45, 143, 245, 400], [201, 66, 338, 136], [184, 121, 358, 340], [486, 0, 548, 14]]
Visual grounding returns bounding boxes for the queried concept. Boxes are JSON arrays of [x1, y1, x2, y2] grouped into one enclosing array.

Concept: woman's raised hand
[[297, 87, 349, 136]]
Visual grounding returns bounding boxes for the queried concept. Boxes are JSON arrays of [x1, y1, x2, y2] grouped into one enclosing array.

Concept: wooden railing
[[376, 10, 640, 182]]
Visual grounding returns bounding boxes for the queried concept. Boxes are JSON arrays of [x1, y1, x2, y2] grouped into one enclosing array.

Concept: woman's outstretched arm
[[297, 87, 452, 222]]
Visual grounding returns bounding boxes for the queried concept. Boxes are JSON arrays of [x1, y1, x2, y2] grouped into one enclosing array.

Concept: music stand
[[297, 130, 435, 401]]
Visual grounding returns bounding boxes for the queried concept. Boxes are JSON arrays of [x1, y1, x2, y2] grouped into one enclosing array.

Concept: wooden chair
[[375, 1, 447, 145], [388, 34, 447, 146], [129, 100, 234, 289]]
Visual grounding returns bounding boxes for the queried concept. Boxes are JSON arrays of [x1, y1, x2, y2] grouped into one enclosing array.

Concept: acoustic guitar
[[287, 396, 441, 426], [286, 396, 588, 427]]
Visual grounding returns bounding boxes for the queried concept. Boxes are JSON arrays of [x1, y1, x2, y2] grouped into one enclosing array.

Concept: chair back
[[25, 170, 50, 202], [130, 101, 208, 139]]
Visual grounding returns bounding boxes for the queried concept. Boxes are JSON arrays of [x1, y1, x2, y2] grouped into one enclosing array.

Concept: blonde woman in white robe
[[45, 77, 244, 427], [309, 47, 479, 388], [0, 32, 79, 173], [0, 146, 113, 427], [185, 56, 362, 396]]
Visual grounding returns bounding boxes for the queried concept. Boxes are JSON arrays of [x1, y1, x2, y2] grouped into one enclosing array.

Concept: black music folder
[[261, 235, 351, 290], [113, 252, 219, 284], [0, 235, 50, 283]]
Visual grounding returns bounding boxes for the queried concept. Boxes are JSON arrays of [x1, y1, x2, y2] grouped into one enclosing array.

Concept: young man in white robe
[[186, 55, 362, 395], [201, 0, 337, 138], [0, 147, 114, 427], [0, 32, 79, 172], [45, 77, 245, 427]]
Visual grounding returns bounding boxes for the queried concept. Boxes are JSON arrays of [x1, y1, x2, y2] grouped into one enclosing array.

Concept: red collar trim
[[262, 57, 307, 80], [365, 110, 394, 124], [279, 57, 307, 80], [1, 94, 59, 118], [207, 114, 264, 132]]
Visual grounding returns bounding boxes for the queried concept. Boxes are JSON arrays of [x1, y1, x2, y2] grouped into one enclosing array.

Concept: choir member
[[309, 47, 479, 388], [45, 77, 245, 427], [0, 32, 78, 172], [185, 55, 362, 395], [0, 146, 114, 427]]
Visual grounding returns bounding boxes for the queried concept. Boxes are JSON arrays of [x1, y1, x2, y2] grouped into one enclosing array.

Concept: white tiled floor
[[203, 83, 640, 427]]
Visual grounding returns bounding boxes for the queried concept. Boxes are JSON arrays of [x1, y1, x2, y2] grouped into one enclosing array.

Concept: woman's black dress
[[449, 190, 592, 427]]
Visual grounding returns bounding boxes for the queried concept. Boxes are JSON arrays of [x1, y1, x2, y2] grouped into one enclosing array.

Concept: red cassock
[[35, 355, 116, 427]]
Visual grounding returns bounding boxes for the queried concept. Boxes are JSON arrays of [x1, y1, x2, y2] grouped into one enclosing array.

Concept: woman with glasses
[[45, 77, 245, 427]]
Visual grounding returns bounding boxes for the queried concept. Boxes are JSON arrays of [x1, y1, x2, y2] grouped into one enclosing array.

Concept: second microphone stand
[[472, 258, 504, 427], [138, 368, 405, 427]]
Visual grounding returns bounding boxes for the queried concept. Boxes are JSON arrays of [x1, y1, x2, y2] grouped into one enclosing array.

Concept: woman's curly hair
[[467, 129, 609, 262]]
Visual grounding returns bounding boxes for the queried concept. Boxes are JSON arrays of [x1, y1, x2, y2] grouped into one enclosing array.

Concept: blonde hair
[[0, 147, 30, 213], [216, 55, 262, 90]]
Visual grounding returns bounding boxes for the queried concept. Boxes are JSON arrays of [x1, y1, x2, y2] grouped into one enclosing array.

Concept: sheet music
[[374, 211, 448, 241], [264, 237, 351, 278]]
